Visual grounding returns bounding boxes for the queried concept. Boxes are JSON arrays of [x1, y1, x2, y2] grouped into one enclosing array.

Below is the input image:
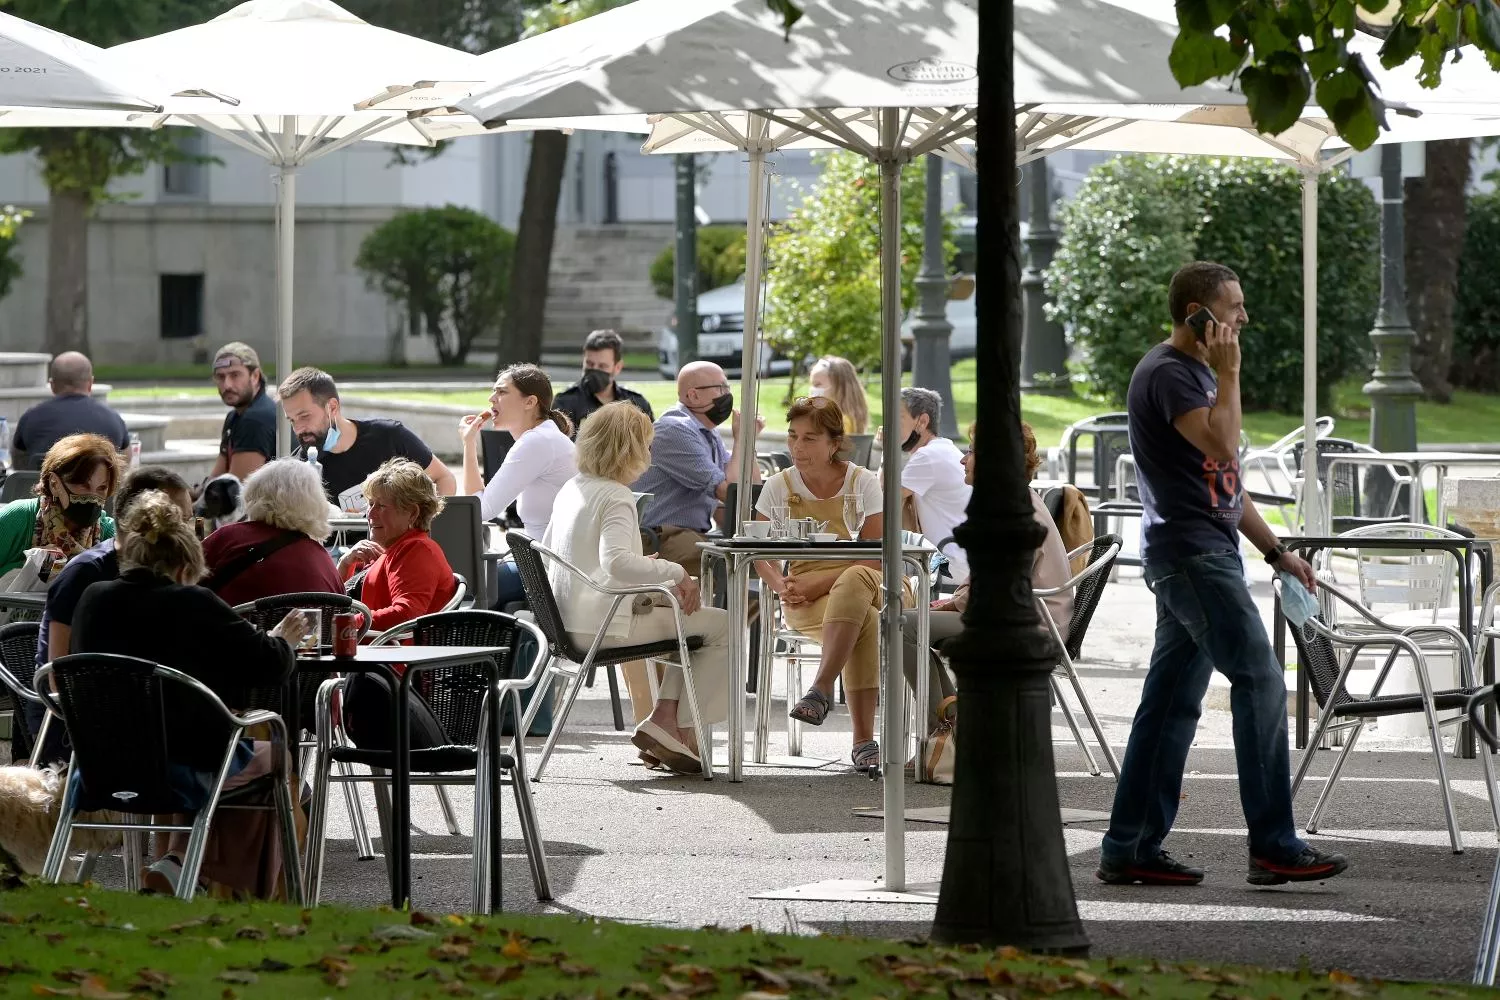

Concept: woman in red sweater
[[337, 459, 456, 634]]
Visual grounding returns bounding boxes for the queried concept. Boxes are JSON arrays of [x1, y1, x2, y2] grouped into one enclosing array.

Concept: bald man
[[633, 361, 762, 573], [12, 352, 129, 470]]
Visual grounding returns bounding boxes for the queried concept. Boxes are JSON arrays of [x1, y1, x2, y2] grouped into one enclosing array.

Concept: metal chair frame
[[1035, 535, 1123, 778], [1282, 577, 1498, 855], [1465, 685, 1500, 985], [507, 531, 710, 781], [35, 656, 303, 904], [304, 610, 552, 911], [0, 621, 53, 767]]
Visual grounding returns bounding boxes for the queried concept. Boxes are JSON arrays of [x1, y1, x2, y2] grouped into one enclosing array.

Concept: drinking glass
[[769, 504, 792, 538], [296, 608, 324, 655], [841, 492, 865, 540]]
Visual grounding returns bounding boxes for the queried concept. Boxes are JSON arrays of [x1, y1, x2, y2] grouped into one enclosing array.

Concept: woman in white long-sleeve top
[[542, 401, 729, 774], [459, 363, 578, 608]]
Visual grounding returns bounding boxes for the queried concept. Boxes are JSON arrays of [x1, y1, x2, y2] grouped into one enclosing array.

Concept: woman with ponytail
[[458, 363, 578, 608], [71, 490, 307, 899]]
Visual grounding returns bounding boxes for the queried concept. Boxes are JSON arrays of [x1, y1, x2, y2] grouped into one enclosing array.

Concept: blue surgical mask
[[322, 411, 341, 452], [1279, 571, 1320, 627]]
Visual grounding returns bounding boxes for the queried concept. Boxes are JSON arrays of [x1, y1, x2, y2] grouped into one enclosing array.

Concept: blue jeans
[[1100, 550, 1305, 864], [491, 561, 526, 611]]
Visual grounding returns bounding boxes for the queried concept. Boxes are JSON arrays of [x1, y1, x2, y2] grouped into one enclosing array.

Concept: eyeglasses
[[793, 395, 835, 407], [691, 382, 730, 395]]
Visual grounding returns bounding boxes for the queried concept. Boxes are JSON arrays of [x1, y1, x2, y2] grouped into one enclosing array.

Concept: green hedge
[[648, 224, 748, 300], [1454, 190, 1500, 391], [1046, 156, 1379, 412]]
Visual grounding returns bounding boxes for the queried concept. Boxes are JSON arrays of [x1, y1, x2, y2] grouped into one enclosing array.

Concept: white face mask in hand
[[1279, 571, 1320, 627]]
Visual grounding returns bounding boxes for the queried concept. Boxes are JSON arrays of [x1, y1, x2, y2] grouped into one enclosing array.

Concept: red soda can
[[333, 612, 361, 658]]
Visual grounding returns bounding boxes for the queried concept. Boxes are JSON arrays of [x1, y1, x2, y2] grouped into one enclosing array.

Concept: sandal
[[789, 687, 833, 726], [851, 740, 881, 772]]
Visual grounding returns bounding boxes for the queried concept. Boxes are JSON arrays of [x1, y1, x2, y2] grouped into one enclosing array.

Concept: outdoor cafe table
[[695, 539, 935, 782], [1276, 534, 1494, 758], [296, 643, 509, 911], [1322, 451, 1500, 525]]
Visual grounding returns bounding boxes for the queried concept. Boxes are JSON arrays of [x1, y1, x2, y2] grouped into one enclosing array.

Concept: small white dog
[[195, 474, 246, 534], [0, 765, 121, 875]]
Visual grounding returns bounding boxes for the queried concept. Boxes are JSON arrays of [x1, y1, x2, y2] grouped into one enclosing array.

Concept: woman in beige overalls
[[753, 396, 909, 769]]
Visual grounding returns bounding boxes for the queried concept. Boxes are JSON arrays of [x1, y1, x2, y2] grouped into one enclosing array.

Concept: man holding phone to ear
[[1097, 261, 1348, 888]]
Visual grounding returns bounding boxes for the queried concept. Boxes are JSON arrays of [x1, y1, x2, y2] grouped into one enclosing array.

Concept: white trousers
[[571, 606, 730, 728]]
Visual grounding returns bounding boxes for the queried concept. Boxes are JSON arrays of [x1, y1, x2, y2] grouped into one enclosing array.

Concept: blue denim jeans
[[1100, 550, 1305, 864]]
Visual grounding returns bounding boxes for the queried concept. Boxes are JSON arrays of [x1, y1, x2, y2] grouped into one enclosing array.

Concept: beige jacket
[[949, 490, 1074, 628]]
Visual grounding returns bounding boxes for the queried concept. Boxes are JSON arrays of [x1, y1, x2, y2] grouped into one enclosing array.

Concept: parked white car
[[657, 281, 793, 378], [899, 282, 976, 362]]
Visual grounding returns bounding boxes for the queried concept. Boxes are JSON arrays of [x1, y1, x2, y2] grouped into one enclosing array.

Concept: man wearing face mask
[[892, 387, 971, 584], [634, 361, 761, 577], [277, 367, 456, 506], [553, 329, 654, 435]]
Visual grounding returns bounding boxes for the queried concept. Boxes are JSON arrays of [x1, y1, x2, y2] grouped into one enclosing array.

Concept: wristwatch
[[1263, 542, 1289, 566]]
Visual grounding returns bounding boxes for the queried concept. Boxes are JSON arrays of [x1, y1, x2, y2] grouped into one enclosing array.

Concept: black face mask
[[58, 484, 106, 529], [581, 368, 612, 396], [704, 392, 734, 426], [902, 430, 922, 452]]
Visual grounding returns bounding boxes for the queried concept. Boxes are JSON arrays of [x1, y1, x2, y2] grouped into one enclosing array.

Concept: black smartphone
[[1185, 306, 1217, 342]]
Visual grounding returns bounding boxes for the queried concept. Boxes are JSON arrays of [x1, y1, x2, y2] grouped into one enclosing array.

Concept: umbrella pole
[[731, 126, 769, 783], [275, 161, 297, 458], [877, 107, 906, 891], [1300, 165, 1321, 534]]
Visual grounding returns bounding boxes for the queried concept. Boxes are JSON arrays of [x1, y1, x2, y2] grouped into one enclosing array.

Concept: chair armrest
[[532, 539, 682, 600], [1035, 540, 1121, 597]]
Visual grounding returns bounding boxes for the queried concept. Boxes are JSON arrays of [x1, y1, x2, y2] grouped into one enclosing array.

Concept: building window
[[160, 274, 204, 340], [162, 131, 206, 198]]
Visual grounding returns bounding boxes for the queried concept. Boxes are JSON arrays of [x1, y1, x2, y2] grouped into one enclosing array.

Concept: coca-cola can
[[333, 612, 361, 658]]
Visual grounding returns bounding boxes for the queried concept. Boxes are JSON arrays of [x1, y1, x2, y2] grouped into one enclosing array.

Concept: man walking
[[1097, 261, 1348, 887]]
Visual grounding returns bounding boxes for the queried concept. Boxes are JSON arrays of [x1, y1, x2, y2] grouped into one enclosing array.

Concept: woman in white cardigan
[[541, 401, 729, 773]]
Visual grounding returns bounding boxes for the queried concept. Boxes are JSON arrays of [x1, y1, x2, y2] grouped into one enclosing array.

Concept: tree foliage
[[649, 225, 748, 300], [1173, 1, 1500, 150], [0, 205, 31, 305], [356, 206, 517, 366], [1047, 154, 1379, 413], [763, 151, 949, 375], [1452, 188, 1500, 390]]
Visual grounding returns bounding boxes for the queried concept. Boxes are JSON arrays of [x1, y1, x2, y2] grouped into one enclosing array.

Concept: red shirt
[[202, 519, 343, 608], [357, 529, 456, 635]]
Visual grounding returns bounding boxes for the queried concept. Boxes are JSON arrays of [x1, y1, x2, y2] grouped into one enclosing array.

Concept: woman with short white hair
[[202, 458, 343, 606], [544, 401, 729, 774]]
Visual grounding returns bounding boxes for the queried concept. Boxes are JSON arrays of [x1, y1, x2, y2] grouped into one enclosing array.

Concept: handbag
[[924, 695, 957, 785], [204, 530, 303, 594]]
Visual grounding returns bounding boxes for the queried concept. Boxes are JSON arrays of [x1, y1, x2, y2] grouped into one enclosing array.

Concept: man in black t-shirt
[[277, 366, 455, 505], [1097, 261, 1347, 890], [12, 352, 129, 470], [202, 343, 276, 492], [553, 329, 654, 436]]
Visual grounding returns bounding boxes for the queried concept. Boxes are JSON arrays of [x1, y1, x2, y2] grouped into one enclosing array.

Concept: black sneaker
[[1247, 846, 1348, 886], [1096, 850, 1204, 886]]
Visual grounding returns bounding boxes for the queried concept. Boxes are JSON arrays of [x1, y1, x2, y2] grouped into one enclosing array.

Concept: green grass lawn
[[0, 883, 1479, 998], [109, 366, 1500, 448]]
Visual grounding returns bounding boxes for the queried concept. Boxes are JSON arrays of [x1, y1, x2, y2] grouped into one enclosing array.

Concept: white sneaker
[[142, 856, 182, 895]]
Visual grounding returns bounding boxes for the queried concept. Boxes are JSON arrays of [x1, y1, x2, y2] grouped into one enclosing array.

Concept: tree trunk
[[45, 187, 90, 357], [502, 130, 570, 363], [1404, 137, 1470, 403]]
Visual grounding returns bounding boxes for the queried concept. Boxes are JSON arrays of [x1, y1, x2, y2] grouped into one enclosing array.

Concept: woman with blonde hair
[[754, 396, 901, 770], [543, 401, 730, 774], [808, 356, 868, 435], [71, 490, 306, 898], [202, 458, 342, 606], [0, 432, 122, 577], [337, 459, 456, 633]]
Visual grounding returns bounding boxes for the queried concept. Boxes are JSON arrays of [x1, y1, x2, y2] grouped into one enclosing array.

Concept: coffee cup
[[742, 521, 772, 539]]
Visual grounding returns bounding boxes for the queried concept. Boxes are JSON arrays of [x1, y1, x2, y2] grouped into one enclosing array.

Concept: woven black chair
[[507, 531, 709, 781], [36, 653, 302, 903], [1035, 535, 1122, 777], [0, 621, 48, 765], [304, 610, 551, 912], [1281, 577, 1498, 855]]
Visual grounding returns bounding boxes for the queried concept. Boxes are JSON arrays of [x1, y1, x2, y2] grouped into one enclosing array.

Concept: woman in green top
[[0, 432, 121, 577]]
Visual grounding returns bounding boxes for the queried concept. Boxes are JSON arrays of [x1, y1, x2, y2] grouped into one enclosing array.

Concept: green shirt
[[0, 499, 116, 577]]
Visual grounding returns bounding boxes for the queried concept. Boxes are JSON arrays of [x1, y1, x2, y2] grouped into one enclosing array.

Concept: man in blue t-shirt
[[1097, 261, 1348, 889], [22, 467, 191, 764]]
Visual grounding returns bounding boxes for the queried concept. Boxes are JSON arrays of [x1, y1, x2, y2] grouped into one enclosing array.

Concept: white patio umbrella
[[0, 10, 179, 113], [447, 0, 977, 896]]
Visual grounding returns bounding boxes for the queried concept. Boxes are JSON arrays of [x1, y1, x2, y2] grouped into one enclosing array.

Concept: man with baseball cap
[[205, 342, 276, 484]]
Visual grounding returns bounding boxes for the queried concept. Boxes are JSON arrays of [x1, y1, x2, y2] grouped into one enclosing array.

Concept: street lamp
[[912, 153, 960, 438], [1020, 159, 1068, 392], [931, 0, 1089, 953]]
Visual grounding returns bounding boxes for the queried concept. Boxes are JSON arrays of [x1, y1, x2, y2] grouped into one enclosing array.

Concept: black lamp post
[[1363, 142, 1421, 455], [931, 0, 1089, 953], [1020, 159, 1068, 393], [912, 152, 959, 438]]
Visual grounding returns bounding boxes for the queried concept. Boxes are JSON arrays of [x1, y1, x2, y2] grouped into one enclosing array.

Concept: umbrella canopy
[[0, 9, 174, 113]]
